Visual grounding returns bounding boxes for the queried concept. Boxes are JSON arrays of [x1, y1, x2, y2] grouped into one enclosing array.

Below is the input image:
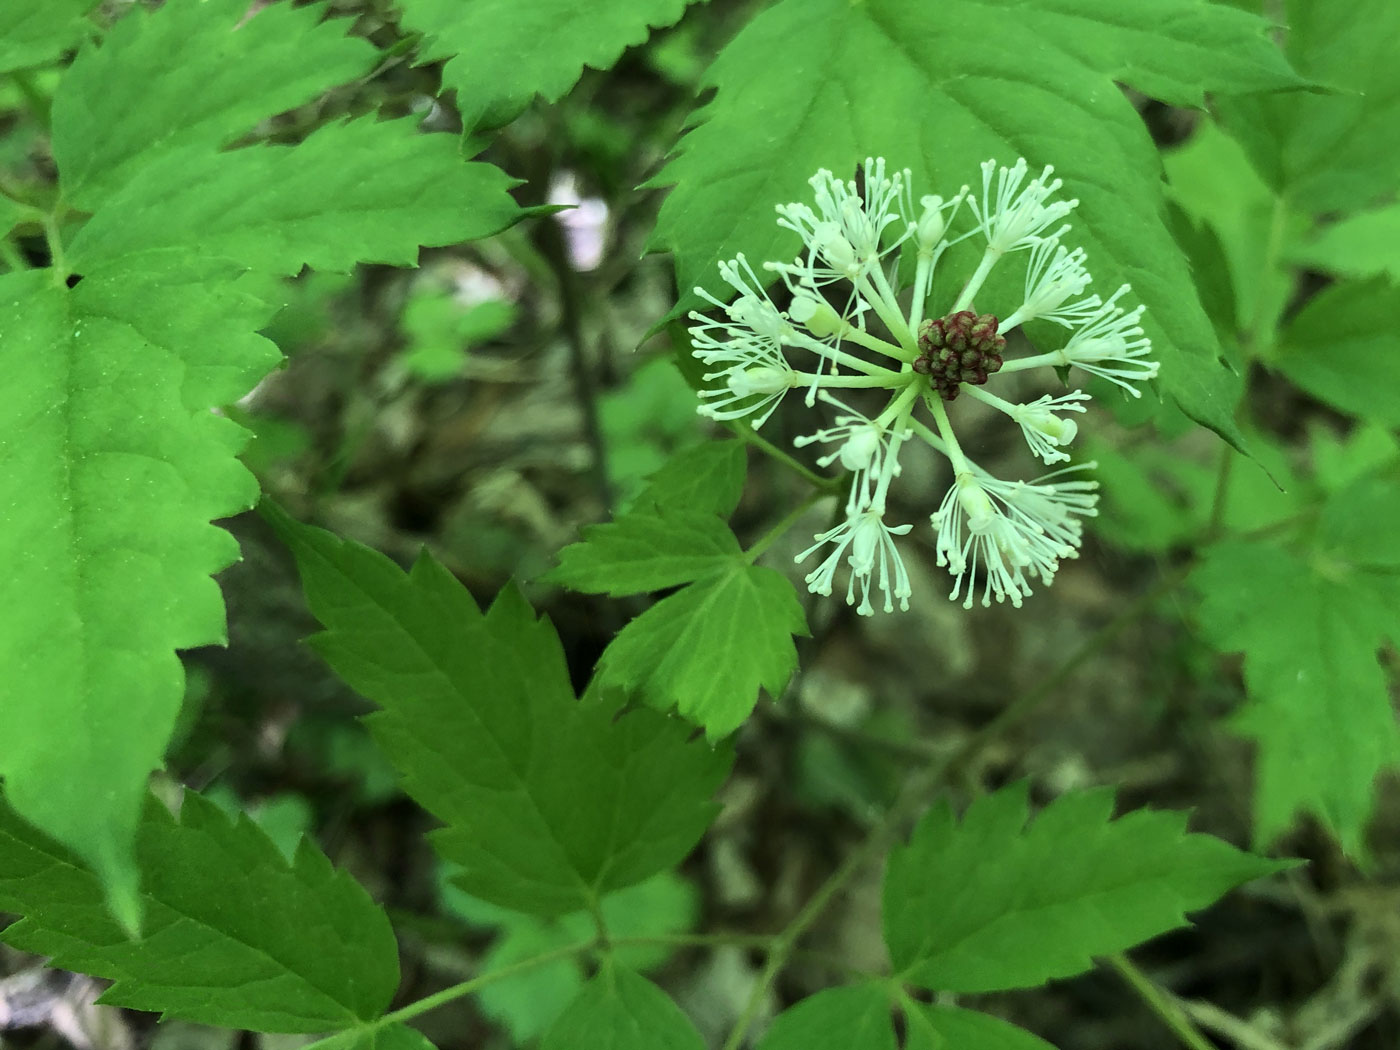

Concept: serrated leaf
[[594, 562, 807, 739], [0, 0, 97, 74], [1193, 528, 1400, 855], [754, 984, 894, 1050], [0, 791, 398, 1032], [649, 0, 1300, 444], [1292, 203, 1400, 281], [540, 966, 705, 1050], [68, 116, 520, 276], [904, 1004, 1057, 1050], [1216, 0, 1400, 214], [883, 783, 1286, 993], [0, 264, 280, 927], [51, 0, 376, 209], [1275, 278, 1400, 427], [544, 509, 740, 596], [266, 505, 732, 915], [636, 440, 747, 517], [397, 0, 696, 132]]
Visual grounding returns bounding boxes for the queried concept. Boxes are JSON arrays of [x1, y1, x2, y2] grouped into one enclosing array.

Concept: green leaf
[[540, 966, 705, 1050], [51, 0, 376, 210], [593, 562, 807, 739], [1193, 519, 1400, 855], [1275, 279, 1400, 427], [1216, 0, 1400, 214], [635, 440, 747, 518], [0, 0, 97, 74], [883, 783, 1286, 993], [397, 0, 696, 131], [904, 1004, 1057, 1050], [1164, 120, 1304, 349], [68, 116, 521, 276], [439, 871, 697, 1043], [1292, 203, 1400, 281], [0, 790, 398, 1032], [265, 505, 733, 915], [0, 264, 279, 927], [544, 509, 740, 596], [754, 984, 895, 1050], [649, 0, 1301, 444]]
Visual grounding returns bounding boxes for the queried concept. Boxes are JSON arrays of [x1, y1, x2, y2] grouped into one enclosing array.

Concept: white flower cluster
[[688, 158, 1159, 613]]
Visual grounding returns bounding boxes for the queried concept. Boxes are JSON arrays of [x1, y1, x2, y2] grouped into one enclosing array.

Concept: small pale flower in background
[[687, 156, 1157, 613]]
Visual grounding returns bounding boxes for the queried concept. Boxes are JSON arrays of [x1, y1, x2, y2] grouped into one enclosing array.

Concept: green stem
[[951, 248, 998, 312], [1107, 954, 1218, 1050], [840, 325, 914, 362], [788, 370, 903, 389], [42, 212, 67, 286], [745, 490, 826, 563], [734, 424, 838, 492]]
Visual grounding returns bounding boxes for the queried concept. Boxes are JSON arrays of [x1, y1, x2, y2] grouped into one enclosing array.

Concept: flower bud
[[789, 294, 843, 338]]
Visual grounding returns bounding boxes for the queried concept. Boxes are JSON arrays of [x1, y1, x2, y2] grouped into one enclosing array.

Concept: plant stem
[[745, 490, 826, 563], [1107, 954, 1218, 1050], [734, 424, 839, 491]]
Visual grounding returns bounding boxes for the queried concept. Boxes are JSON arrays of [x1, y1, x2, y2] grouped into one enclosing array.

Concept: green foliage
[[0, 264, 278, 928], [882, 783, 1287, 992], [593, 562, 807, 739], [0, 0, 96, 74], [441, 871, 697, 1041], [755, 984, 895, 1050], [540, 964, 706, 1050], [1293, 203, 1400, 281], [0, 790, 398, 1032], [1193, 478, 1400, 855], [649, 0, 1300, 443], [267, 503, 732, 915], [550, 439, 806, 738], [51, 0, 375, 209], [397, 0, 698, 131], [1, 0, 522, 925], [904, 1004, 1057, 1050], [1216, 0, 1400, 214], [1275, 279, 1400, 427]]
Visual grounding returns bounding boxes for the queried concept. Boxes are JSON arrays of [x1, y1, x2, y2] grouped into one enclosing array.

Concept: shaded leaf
[[883, 783, 1286, 992], [540, 966, 705, 1050], [267, 506, 732, 915], [593, 562, 807, 739], [0, 791, 398, 1032]]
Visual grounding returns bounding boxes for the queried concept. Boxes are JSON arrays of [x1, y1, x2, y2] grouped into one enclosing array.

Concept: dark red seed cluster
[[913, 311, 1007, 401]]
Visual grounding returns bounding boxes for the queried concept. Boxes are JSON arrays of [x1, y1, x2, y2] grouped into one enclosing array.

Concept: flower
[[1054, 285, 1159, 396], [686, 156, 1151, 611], [932, 464, 1100, 608], [969, 159, 1078, 255], [1008, 391, 1091, 464], [797, 494, 914, 616]]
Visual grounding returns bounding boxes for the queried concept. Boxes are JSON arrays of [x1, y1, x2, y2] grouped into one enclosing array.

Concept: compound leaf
[[634, 440, 747, 518], [904, 1004, 1057, 1050], [1216, 0, 1400, 214], [1274, 278, 1400, 427], [649, 0, 1301, 444], [593, 562, 807, 739], [266, 505, 732, 916], [540, 965, 705, 1050], [52, 0, 375, 210], [0, 790, 398, 1032], [1193, 503, 1400, 855], [69, 115, 520, 276], [397, 0, 696, 132], [754, 984, 894, 1050], [544, 509, 740, 597], [883, 783, 1286, 992], [0, 0, 97, 74], [0, 264, 279, 928]]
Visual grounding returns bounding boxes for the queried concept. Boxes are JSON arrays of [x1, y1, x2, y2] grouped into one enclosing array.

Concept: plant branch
[[1107, 954, 1218, 1050]]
